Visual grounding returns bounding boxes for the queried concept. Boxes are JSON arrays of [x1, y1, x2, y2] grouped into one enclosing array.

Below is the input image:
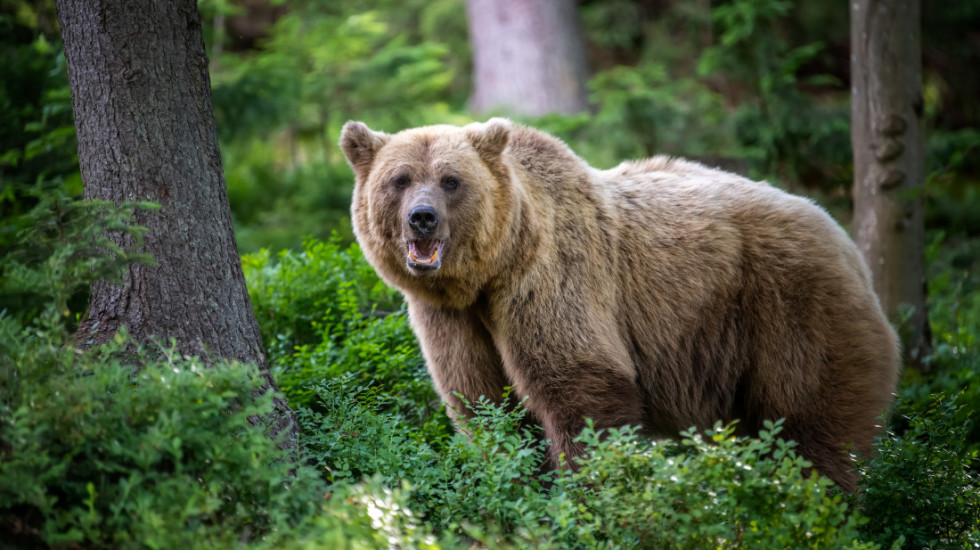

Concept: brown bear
[[340, 118, 900, 491]]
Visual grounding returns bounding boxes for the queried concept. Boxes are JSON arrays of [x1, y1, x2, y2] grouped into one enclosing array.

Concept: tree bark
[[851, 0, 931, 368], [57, 0, 298, 448], [466, 0, 590, 116]]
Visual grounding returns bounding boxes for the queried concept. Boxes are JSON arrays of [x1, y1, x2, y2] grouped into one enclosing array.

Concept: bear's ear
[[465, 118, 512, 164], [340, 121, 390, 181]]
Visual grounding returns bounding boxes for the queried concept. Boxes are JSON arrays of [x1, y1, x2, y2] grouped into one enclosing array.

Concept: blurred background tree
[[851, 0, 930, 368], [466, 0, 590, 116]]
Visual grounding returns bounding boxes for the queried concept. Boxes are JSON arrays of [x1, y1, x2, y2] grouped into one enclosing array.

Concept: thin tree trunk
[[57, 0, 298, 449], [851, 0, 931, 368], [466, 0, 590, 116]]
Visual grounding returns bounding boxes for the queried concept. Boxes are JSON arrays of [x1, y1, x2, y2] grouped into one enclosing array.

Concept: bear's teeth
[[409, 241, 440, 263]]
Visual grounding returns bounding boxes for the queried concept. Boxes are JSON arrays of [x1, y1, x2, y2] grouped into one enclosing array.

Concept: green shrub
[[243, 236, 401, 354], [260, 476, 445, 549], [0, 330, 323, 547], [411, 395, 552, 540], [0, 190, 156, 346], [243, 237, 441, 433], [298, 389, 555, 545], [903, 232, 980, 447], [0, 323, 443, 549], [545, 421, 875, 549], [858, 395, 980, 549], [296, 375, 446, 485], [293, 370, 877, 549]]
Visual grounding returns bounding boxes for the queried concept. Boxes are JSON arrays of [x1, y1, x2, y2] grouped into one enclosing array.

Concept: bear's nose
[[408, 205, 439, 234]]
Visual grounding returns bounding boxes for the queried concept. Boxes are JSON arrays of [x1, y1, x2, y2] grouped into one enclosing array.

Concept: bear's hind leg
[[778, 418, 864, 492]]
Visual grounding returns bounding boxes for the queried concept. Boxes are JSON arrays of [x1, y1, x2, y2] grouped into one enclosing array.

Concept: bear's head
[[340, 119, 519, 308]]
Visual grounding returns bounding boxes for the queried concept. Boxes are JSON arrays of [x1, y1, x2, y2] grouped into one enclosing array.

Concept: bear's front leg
[[406, 298, 518, 422]]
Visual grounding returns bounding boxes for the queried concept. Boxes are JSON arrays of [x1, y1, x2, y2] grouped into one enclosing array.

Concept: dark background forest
[[1, 0, 979, 548]]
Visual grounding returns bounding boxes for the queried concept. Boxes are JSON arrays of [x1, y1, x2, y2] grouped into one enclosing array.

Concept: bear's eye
[[393, 175, 411, 189], [442, 176, 460, 190]]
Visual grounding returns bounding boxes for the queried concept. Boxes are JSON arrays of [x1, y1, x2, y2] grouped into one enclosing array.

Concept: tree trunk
[[57, 0, 298, 449], [466, 0, 590, 116], [851, 0, 931, 368]]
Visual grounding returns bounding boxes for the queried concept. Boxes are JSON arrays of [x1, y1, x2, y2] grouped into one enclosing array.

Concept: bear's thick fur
[[340, 118, 900, 491]]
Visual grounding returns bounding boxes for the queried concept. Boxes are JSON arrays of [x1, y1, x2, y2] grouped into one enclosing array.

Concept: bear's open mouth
[[407, 239, 444, 271]]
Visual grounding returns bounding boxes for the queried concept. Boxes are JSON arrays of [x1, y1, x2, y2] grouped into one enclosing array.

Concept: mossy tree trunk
[[56, 0, 298, 449], [851, 0, 931, 369], [466, 0, 590, 116]]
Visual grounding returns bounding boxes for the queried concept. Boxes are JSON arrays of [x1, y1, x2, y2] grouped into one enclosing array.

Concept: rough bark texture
[[466, 0, 590, 116], [57, 0, 298, 448], [851, 0, 930, 367]]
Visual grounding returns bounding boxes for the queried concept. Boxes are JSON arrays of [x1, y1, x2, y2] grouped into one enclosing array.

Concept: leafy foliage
[[858, 395, 980, 549], [242, 237, 435, 427], [850, 232, 980, 548], [0, 332, 318, 547], [0, 189, 156, 332], [244, 236, 401, 353], [0, 323, 443, 548], [557, 421, 874, 549], [0, 19, 78, 206]]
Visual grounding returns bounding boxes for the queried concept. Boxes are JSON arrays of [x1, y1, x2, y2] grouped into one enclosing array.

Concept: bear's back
[[592, 157, 893, 436]]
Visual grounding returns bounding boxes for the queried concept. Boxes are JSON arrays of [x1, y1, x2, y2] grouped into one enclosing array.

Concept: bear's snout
[[408, 205, 439, 236], [404, 203, 447, 274]]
